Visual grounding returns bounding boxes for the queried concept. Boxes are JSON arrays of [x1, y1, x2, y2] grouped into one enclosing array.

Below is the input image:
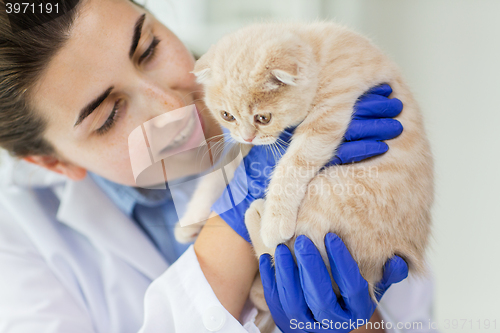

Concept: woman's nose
[[142, 84, 189, 115]]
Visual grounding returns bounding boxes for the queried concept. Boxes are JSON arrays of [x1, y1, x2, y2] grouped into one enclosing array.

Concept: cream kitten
[[178, 21, 434, 329]]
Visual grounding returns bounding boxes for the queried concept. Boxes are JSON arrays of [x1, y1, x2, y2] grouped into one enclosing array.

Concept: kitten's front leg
[[259, 91, 356, 248], [260, 125, 346, 248], [260, 148, 316, 248]]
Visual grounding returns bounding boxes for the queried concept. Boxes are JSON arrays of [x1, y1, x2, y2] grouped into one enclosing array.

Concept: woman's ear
[[23, 155, 87, 181], [190, 45, 216, 84]]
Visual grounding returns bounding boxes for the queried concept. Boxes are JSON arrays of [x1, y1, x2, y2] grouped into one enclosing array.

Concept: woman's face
[[30, 0, 220, 186]]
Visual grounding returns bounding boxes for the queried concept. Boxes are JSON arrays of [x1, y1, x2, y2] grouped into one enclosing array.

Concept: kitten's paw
[[174, 214, 208, 243], [245, 199, 265, 231], [174, 220, 206, 243], [177, 209, 210, 229], [261, 222, 288, 249], [245, 199, 276, 257], [260, 208, 296, 248]]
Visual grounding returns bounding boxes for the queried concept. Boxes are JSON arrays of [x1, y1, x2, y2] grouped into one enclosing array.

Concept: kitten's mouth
[[252, 135, 277, 145]]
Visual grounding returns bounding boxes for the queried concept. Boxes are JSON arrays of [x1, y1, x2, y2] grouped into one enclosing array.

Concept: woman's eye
[[254, 113, 272, 124], [96, 100, 122, 135], [138, 36, 161, 65], [220, 111, 235, 122]]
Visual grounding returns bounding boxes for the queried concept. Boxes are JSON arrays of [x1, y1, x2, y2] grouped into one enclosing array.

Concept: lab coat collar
[[56, 176, 169, 279], [0, 150, 169, 280]]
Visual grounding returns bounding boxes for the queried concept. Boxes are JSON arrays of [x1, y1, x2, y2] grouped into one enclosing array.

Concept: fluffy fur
[[176, 21, 434, 331]]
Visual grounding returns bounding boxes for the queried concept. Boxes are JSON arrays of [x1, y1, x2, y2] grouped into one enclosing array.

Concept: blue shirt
[[88, 128, 235, 265], [88, 172, 193, 265]]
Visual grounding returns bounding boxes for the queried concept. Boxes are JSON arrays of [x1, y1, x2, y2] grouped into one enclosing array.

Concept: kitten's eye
[[254, 113, 272, 125], [221, 111, 235, 122]]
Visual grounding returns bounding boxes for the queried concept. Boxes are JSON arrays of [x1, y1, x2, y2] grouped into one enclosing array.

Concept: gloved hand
[[212, 84, 403, 242], [259, 233, 409, 332]]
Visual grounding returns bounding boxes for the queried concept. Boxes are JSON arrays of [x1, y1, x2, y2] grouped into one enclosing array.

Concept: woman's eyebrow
[[129, 13, 146, 59], [74, 14, 146, 128], [73, 14, 146, 127], [74, 86, 114, 127]]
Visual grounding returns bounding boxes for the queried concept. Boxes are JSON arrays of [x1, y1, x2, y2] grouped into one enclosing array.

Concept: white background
[[145, 0, 500, 331]]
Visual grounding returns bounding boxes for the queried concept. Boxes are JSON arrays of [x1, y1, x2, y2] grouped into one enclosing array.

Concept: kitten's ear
[[271, 69, 298, 86], [264, 64, 299, 90], [191, 45, 215, 84], [264, 35, 310, 90], [191, 67, 211, 84]]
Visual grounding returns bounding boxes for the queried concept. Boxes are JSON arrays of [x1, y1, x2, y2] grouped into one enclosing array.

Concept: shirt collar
[[88, 172, 172, 217]]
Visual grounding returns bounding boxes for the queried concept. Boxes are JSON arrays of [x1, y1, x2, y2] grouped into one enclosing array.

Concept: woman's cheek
[[103, 148, 137, 186], [154, 42, 195, 88]]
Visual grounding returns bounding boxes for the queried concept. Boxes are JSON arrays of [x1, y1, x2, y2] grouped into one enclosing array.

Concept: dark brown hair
[[0, 0, 87, 157]]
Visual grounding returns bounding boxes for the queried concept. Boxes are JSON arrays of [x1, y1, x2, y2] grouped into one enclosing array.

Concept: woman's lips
[[157, 108, 205, 157], [158, 111, 196, 154]]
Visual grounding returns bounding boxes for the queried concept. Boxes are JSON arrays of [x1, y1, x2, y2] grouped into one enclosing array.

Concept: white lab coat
[[0, 150, 437, 333]]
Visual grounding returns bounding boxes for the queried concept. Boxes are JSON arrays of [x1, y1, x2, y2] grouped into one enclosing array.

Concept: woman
[[0, 0, 436, 332]]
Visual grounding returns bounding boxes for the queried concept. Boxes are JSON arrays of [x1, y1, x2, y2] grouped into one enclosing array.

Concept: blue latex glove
[[212, 84, 403, 242], [260, 234, 409, 332]]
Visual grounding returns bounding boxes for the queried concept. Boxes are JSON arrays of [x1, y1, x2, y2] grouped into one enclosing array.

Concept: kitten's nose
[[243, 135, 256, 143]]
